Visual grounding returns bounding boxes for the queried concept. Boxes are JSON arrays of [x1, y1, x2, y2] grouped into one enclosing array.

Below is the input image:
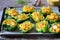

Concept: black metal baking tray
[[0, 7, 60, 37]]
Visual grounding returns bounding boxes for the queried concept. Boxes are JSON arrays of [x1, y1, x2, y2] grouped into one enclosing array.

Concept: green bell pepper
[[15, 14, 29, 23], [31, 12, 44, 22], [49, 23, 60, 33], [18, 21, 34, 33], [40, 7, 52, 17], [22, 5, 34, 14], [36, 20, 48, 32], [2, 19, 17, 31], [5, 8, 19, 19], [46, 13, 58, 23]]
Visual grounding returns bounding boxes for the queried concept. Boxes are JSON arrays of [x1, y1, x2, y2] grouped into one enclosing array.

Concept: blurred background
[[0, 0, 60, 10], [0, 0, 60, 9]]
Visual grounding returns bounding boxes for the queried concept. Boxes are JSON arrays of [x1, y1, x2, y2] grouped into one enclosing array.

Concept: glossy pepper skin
[[49, 23, 60, 33], [5, 8, 18, 19], [18, 21, 34, 33], [36, 20, 48, 32], [15, 14, 30, 23], [2, 19, 17, 31], [46, 13, 58, 23]]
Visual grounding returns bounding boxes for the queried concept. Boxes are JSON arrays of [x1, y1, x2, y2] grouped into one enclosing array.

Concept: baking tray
[[0, 7, 60, 37]]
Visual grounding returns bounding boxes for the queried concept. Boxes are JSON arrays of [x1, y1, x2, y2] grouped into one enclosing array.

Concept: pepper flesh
[[18, 21, 34, 33], [2, 19, 17, 31], [15, 14, 29, 23], [36, 20, 48, 32], [23, 5, 34, 12], [5, 8, 18, 18], [46, 13, 58, 23], [41, 7, 51, 14], [31, 12, 44, 22], [49, 23, 60, 33]]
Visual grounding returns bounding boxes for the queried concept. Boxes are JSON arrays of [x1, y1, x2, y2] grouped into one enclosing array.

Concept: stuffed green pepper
[[31, 12, 44, 22], [22, 5, 34, 14], [49, 23, 60, 33], [36, 20, 48, 32], [5, 8, 18, 19], [2, 19, 17, 31], [15, 14, 29, 23], [18, 21, 34, 33], [46, 13, 58, 23], [40, 7, 51, 17]]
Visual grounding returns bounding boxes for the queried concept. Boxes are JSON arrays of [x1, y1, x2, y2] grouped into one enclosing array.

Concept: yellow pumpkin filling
[[7, 8, 18, 16], [3, 19, 16, 27], [19, 21, 33, 32], [47, 13, 58, 20], [32, 12, 44, 22], [17, 14, 28, 20], [36, 20, 47, 29], [42, 7, 51, 14], [23, 5, 34, 12], [51, 24, 60, 33]]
